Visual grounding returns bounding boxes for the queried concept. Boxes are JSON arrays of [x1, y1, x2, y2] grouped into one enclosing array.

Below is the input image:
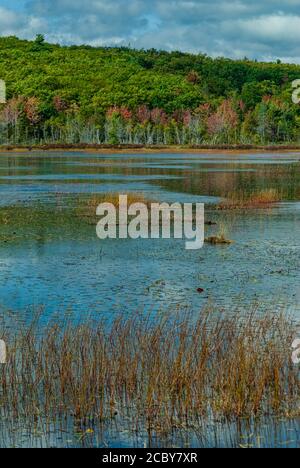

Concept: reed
[[205, 221, 233, 244], [0, 307, 299, 440], [218, 188, 282, 210], [77, 192, 154, 221]]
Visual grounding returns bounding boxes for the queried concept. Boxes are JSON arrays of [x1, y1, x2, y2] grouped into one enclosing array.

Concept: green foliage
[[241, 81, 275, 110], [0, 36, 300, 145]]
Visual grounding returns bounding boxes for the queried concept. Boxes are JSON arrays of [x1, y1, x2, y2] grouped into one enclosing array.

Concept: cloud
[[0, 6, 46, 37], [228, 14, 300, 43], [1, 0, 300, 62]]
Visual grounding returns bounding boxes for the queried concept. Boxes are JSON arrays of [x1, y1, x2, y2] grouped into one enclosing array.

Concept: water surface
[[0, 151, 299, 321], [0, 151, 300, 448]]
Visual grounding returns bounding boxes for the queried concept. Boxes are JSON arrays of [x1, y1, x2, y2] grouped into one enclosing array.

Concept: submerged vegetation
[[205, 235, 233, 245], [0, 308, 299, 446], [205, 221, 233, 244], [1, 36, 300, 146], [75, 193, 157, 228]]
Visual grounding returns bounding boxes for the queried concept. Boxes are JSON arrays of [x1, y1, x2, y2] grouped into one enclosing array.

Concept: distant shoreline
[[1, 144, 300, 154]]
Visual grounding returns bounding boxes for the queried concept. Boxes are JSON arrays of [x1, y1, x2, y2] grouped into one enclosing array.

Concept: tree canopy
[[0, 35, 300, 145]]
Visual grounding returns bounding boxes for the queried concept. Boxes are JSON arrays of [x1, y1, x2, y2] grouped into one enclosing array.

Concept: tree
[[31, 34, 46, 52], [1, 35, 300, 145], [35, 34, 45, 46], [186, 70, 200, 85]]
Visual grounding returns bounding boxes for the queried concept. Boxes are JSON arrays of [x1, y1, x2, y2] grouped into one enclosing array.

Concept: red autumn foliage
[[1, 97, 23, 124], [186, 70, 200, 85], [207, 112, 224, 136], [151, 108, 168, 125], [207, 99, 238, 136], [136, 105, 151, 124], [120, 107, 132, 121], [106, 106, 132, 121], [195, 103, 211, 118], [24, 97, 41, 125], [262, 95, 272, 103], [172, 110, 183, 123], [183, 110, 192, 127], [171, 110, 191, 126], [53, 95, 68, 112]]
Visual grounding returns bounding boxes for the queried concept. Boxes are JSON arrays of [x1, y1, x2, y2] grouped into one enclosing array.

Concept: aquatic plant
[[205, 221, 233, 244], [0, 307, 299, 439], [218, 188, 281, 209], [77, 193, 154, 221], [205, 235, 233, 245]]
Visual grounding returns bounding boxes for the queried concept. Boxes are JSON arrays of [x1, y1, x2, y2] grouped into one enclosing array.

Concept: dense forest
[[1, 35, 300, 146]]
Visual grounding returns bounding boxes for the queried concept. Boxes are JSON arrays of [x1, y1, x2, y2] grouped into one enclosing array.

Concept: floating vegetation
[[205, 235, 233, 245], [205, 221, 233, 245]]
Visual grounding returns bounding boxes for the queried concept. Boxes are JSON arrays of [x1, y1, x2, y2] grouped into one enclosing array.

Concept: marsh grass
[[88, 192, 152, 209], [78, 193, 218, 228], [205, 235, 233, 245], [76, 192, 154, 223], [218, 189, 282, 210], [0, 308, 299, 441], [0, 205, 91, 245], [205, 221, 233, 245]]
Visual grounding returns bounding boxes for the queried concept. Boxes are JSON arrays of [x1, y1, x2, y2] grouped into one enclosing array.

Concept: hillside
[[1, 35, 300, 146]]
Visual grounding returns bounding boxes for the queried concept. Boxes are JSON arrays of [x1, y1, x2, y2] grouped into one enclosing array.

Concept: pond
[[0, 151, 299, 322], [0, 151, 299, 448]]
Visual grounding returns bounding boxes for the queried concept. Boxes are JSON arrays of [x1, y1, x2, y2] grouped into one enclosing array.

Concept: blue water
[[0, 151, 299, 323], [0, 150, 300, 448]]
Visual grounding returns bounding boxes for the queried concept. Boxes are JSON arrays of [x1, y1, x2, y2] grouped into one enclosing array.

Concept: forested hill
[[1, 35, 300, 146]]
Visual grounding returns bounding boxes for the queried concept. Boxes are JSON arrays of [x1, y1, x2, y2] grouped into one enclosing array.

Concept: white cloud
[[1, 1, 300, 62], [231, 14, 300, 42], [0, 6, 46, 37]]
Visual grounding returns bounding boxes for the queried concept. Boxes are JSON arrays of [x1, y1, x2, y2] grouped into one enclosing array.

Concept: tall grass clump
[[0, 308, 299, 435], [76, 192, 154, 221], [205, 221, 233, 245], [218, 188, 282, 210]]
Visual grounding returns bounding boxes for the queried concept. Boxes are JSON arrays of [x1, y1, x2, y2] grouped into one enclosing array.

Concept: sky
[[1, 0, 300, 63]]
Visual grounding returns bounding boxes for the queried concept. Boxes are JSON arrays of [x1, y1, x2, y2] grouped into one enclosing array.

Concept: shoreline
[[1, 143, 300, 154]]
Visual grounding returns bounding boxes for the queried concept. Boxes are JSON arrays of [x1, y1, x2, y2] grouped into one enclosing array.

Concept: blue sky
[[0, 0, 25, 11], [1, 0, 300, 63]]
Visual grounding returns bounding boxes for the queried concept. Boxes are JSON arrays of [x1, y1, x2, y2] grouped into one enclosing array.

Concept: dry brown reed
[[0, 308, 299, 435], [218, 189, 281, 210], [77, 192, 154, 221]]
